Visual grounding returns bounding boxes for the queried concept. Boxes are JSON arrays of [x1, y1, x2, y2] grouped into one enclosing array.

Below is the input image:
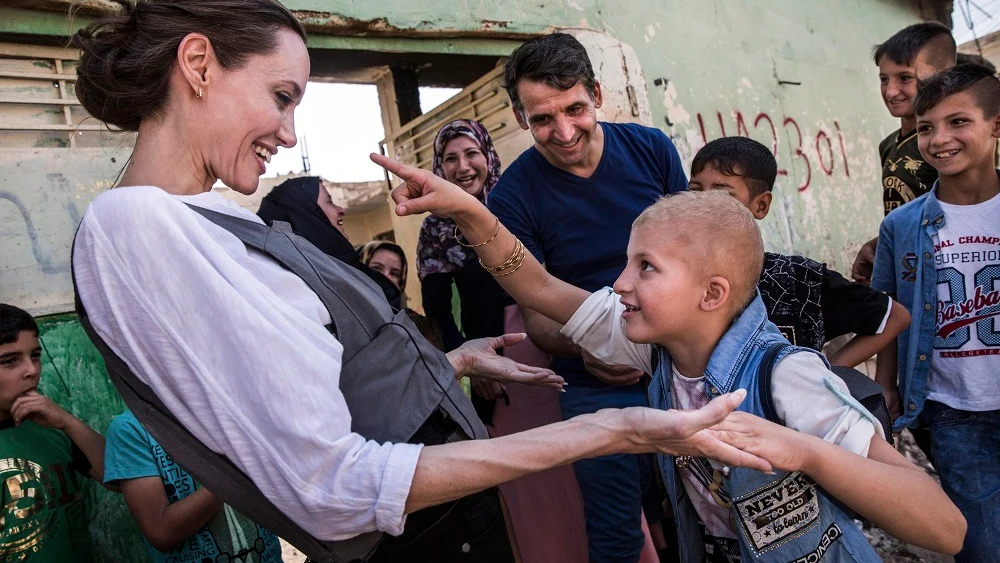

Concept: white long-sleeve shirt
[[73, 186, 422, 541]]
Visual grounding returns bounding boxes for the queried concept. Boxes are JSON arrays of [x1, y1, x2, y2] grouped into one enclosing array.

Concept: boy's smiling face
[[612, 224, 707, 344], [879, 50, 938, 119], [688, 163, 772, 220], [916, 91, 1000, 177], [0, 331, 42, 417]]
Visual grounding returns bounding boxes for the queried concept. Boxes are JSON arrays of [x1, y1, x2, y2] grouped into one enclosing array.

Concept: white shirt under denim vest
[[563, 289, 879, 561]]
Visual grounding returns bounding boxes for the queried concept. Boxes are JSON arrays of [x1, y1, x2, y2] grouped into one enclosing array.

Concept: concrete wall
[[0, 2, 945, 560]]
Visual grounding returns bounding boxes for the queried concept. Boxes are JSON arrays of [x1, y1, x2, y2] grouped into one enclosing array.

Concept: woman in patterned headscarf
[[417, 120, 511, 365]]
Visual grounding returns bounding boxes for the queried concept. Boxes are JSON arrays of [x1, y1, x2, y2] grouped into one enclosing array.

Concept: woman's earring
[[197, 87, 203, 99]]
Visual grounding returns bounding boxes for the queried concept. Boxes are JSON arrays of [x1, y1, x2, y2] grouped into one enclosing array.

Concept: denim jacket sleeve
[[871, 216, 897, 295]]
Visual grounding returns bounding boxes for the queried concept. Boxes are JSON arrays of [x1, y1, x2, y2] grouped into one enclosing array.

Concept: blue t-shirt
[[488, 122, 687, 385], [104, 411, 282, 563]]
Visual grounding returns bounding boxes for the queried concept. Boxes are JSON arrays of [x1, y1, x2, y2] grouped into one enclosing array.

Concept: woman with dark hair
[[357, 240, 408, 293], [258, 177, 403, 308], [69, 2, 771, 560]]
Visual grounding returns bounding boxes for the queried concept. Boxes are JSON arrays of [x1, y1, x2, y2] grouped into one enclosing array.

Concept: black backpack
[[759, 343, 894, 445]]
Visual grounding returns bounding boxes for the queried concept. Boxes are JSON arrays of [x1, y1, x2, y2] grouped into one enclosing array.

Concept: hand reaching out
[[581, 349, 644, 386], [448, 333, 565, 390], [370, 152, 479, 219], [616, 390, 774, 472]]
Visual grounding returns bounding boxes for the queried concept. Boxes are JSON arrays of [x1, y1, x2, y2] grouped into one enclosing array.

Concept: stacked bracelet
[[480, 238, 527, 277], [454, 215, 500, 248]]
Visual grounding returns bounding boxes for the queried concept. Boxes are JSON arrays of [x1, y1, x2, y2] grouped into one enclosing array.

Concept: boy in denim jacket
[[371, 153, 966, 562], [872, 64, 1000, 562]]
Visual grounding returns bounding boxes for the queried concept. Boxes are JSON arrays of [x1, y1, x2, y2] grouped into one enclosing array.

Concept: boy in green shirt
[[0, 303, 106, 563]]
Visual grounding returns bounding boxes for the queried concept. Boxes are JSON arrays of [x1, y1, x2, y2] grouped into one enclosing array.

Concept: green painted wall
[[36, 314, 145, 563]]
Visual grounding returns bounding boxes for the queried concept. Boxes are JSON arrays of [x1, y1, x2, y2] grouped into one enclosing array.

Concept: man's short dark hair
[[873, 22, 956, 69], [914, 63, 1000, 118], [502, 33, 596, 113], [691, 137, 777, 197], [0, 304, 38, 346]]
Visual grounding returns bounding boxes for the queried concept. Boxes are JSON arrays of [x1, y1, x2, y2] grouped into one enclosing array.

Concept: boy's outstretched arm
[[371, 153, 590, 324], [827, 299, 910, 368], [715, 413, 966, 555], [11, 391, 106, 482]]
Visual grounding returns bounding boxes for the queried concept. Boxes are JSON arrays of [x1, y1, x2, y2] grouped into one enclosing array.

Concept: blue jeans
[[923, 400, 1000, 563], [561, 383, 654, 563]]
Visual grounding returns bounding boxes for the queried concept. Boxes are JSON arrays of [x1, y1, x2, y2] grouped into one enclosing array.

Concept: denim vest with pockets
[[648, 295, 880, 562]]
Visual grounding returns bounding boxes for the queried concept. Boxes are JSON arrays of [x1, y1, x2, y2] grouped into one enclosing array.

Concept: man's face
[[879, 50, 941, 119], [0, 331, 41, 416], [514, 79, 602, 172]]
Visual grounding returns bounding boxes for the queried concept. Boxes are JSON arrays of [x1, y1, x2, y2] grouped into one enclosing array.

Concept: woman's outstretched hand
[[448, 333, 566, 390], [370, 152, 480, 219], [614, 390, 774, 472]]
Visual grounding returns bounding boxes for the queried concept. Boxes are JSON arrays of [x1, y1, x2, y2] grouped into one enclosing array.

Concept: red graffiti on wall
[[692, 110, 850, 192]]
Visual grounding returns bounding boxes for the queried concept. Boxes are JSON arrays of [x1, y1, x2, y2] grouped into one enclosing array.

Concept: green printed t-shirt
[[880, 128, 938, 215], [104, 410, 282, 563], [0, 419, 94, 563]]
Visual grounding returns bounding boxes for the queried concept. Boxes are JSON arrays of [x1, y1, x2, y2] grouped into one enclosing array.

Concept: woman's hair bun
[[72, 0, 306, 132]]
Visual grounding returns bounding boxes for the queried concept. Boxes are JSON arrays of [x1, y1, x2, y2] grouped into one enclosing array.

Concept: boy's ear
[[751, 192, 772, 220], [701, 276, 731, 312], [991, 113, 1000, 139]]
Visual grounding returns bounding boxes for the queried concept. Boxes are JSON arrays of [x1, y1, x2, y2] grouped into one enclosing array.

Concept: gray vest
[[75, 205, 487, 563]]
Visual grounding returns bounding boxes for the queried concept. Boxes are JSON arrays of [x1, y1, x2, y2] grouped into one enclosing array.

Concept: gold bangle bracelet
[[480, 238, 523, 273], [454, 215, 500, 248], [481, 238, 527, 276]]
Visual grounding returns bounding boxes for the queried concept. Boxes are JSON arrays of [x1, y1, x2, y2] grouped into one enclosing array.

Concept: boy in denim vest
[[872, 64, 1000, 562], [371, 152, 966, 562], [688, 136, 911, 372]]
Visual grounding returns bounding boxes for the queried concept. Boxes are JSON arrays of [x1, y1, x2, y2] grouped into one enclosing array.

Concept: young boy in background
[[0, 303, 105, 563], [852, 22, 956, 283], [371, 152, 966, 562], [872, 63, 1000, 562], [104, 409, 283, 562], [688, 137, 911, 371]]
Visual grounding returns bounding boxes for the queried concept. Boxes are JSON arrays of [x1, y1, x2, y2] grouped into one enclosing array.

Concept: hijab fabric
[[416, 120, 502, 280], [257, 176, 402, 308], [257, 177, 360, 266]]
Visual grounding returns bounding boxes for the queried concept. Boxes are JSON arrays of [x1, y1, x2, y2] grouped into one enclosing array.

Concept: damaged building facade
[[0, 1, 951, 559]]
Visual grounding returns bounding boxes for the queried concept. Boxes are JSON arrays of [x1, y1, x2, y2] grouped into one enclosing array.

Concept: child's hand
[[10, 391, 72, 430], [370, 152, 480, 219], [708, 410, 814, 473], [581, 350, 643, 386], [618, 390, 773, 473]]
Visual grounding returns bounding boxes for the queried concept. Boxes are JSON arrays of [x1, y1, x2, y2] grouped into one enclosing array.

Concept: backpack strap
[[757, 342, 788, 426]]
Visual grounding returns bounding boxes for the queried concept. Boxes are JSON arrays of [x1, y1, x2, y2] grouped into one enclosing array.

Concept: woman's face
[[368, 249, 404, 289], [441, 135, 489, 197], [317, 188, 348, 238], [201, 28, 310, 194]]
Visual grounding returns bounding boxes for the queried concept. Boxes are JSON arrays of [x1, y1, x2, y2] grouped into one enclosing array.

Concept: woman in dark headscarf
[[257, 176, 402, 308], [417, 121, 512, 362]]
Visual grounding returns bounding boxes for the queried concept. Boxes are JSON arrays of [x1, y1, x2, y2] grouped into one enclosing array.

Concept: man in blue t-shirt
[[487, 33, 687, 562]]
